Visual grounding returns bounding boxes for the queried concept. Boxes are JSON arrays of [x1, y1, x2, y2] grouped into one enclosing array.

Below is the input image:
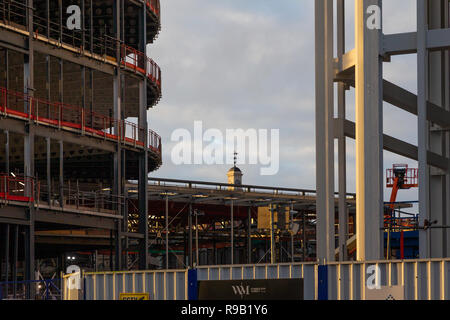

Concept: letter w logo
[[232, 284, 250, 298]]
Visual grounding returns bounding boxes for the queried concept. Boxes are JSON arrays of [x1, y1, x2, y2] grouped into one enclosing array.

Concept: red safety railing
[[149, 129, 162, 153], [0, 87, 161, 153], [120, 44, 162, 91], [146, 0, 161, 17], [386, 167, 418, 188], [0, 174, 35, 203]]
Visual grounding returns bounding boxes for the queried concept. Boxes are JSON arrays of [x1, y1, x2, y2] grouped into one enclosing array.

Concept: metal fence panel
[[83, 270, 188, 300], [79, 259, 450, 300]]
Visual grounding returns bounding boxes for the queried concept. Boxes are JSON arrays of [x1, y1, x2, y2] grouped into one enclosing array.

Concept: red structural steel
[[0, 174, 35, 202], [0, 87, 161, 154]]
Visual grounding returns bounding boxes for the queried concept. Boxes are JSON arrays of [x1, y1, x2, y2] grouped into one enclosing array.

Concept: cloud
[[146, 0, 420, 207]]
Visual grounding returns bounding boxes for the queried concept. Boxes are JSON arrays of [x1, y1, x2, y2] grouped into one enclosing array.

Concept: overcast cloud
[[147, 0, 420, 209]]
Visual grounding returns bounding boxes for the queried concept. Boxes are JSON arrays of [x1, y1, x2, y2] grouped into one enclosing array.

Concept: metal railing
[[0, 0, 27, 28], [386, 167, 418, 188], [121, 45, 162, 91], [37, 182, 125, 213], [0, 174, 35, 203], [145, 0, 161, 17], [1, 1, 162, 91], [0, 87, 161, 152]]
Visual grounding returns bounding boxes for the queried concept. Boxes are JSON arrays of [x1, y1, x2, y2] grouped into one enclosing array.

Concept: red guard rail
[[0, 87, 161, 153], [146, 0, 161, 17], [0, 174, 35, 202], [386, 168, 418, 188], [120, 45, 162, 91]]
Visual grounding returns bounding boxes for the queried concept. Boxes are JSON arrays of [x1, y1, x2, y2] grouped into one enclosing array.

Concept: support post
[[188, 203, 193, 268], [13, 225, 18, 298], [417, 0, 430, 259], [354, 0, 383, 261], [195, 209, 199, 266], [315, 0, 335, 264], [59, 140, 63, 207], [247, 206, 252, 264], [5, 131, 9, 175], [230, 200, 234, 264], [165, 195, 169, 269], [427, 0, 449, 258], [137, 2, 149, 270], [270, 205, 275, 264], [113, 0, 122, 271], [4, 224, 9, 296], [46, 137, 51, 206], [337, 0, 348, 262]]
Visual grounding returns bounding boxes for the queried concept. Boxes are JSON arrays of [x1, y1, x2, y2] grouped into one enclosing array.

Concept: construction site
[[0, 0, 449, 301]]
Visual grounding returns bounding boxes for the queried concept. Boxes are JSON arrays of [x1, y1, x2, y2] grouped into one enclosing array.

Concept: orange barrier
[[0, 87, 161, 153]]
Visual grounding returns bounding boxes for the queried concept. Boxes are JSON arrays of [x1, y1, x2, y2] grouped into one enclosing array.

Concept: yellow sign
[[119, 293, 150, 300]]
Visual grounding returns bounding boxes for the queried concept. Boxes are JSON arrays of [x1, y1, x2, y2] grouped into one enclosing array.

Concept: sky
[[147, 0, 419, 209]]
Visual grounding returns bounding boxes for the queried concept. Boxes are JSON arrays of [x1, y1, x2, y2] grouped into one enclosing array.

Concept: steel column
[[417, 0, 430, 258], [59, 140, 63, 207], [315, 0, 335, 264], [231, 200, 234, 264], [137, 2, 149, 270], [354, 0, 383, 260], [5, 130, 9, 175], [165, 195, 169, 269], [247, 206, 252, 264], [188, 203, 193, 268], [4, 224, 9, 295], [337, 0, 348, 262], [12, 225, 18, 298], [46, 137, 51, 206], [427, 0, 449, 258], [270, 205, 275, 264]]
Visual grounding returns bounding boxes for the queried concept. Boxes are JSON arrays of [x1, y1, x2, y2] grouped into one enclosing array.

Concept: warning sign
[[119, 293, 150, 300]]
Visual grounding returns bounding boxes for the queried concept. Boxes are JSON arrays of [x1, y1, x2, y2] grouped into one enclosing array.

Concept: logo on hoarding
[[231, 283, 250, 299]]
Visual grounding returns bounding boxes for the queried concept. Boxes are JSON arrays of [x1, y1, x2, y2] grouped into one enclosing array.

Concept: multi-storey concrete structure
[[0, 0, 162, 296]]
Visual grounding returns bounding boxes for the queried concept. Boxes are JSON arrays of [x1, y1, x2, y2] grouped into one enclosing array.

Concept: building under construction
[[0, 0, 449, 301], [0, 0, 340, 299], [0, 0, 162, 297]]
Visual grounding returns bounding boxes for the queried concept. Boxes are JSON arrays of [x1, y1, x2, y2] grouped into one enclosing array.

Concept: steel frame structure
[[315, 0, 450, 262], [124, 178, 358, 270], [0, 0, 162, 298]]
